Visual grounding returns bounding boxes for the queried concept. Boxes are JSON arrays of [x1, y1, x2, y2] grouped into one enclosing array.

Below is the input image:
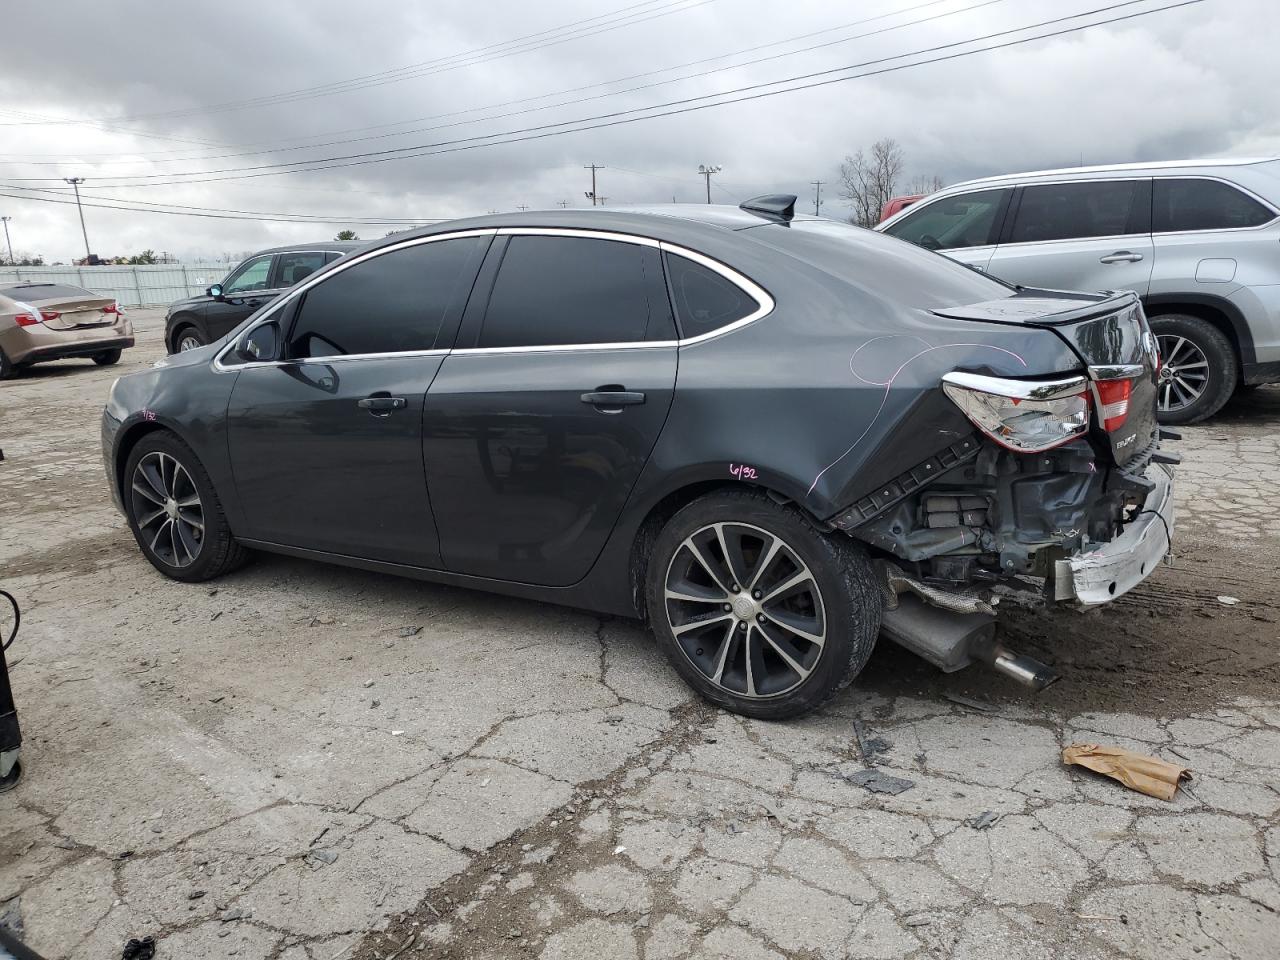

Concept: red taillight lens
[[1095, 378, 1134, 432], [102, 303, 122, 315], [15, 309, 57, 326]]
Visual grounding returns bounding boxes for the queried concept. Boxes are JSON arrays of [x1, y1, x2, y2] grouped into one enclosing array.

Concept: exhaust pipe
[[879, 595, 1060, 690]]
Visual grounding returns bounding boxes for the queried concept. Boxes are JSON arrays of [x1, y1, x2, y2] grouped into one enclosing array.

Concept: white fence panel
[[0, 263, 231, 308]]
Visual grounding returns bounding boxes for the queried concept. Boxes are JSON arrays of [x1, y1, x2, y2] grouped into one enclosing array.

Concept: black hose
[[0, 590, 17, 652]]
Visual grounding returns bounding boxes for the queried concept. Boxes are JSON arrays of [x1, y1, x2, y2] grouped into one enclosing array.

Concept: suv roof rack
[[739, 194, 796, 222]]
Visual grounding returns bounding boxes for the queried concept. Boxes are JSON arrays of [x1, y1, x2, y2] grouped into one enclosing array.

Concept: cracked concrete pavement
[[1, 309, 1278, 959]]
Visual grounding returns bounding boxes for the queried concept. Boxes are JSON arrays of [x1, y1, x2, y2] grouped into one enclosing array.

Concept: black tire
[[93, 349, 122, 366], [0, 348, 15, 380], [172, 325, 206, 353], [123, 431, 251, 582], [1149, 314, 1237, 425], [645, 489, 882, 720]]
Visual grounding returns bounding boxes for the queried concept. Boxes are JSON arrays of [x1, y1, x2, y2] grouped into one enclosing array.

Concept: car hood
[[167, 294, 213, 313]]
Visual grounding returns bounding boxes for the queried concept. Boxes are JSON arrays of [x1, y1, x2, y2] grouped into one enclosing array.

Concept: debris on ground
[[1216, 595, 1240, 606], [852, 719, 892, 764], [307, 848, 340, 867], [943, 692, 995, 712], [845, 769, 916, 795], [1062, 743, 1192, 801], [398, 626, 422, 637], [966, 811, 1000, 830], [121, 936, 156, 960]]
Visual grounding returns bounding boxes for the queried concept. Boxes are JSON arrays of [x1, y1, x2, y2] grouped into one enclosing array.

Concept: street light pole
[[697, 164, 722, 203], [63, 177, 91, 261], [0, 217, 12, 265]]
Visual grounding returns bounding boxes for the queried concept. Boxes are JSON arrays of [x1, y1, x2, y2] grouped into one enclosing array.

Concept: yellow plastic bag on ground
[[1062, 744, 1192, 801]]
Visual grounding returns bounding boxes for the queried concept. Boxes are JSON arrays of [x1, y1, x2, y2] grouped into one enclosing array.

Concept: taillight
[[1094, 377, 1134, 432], [15, 309, 58, 327], [102, 303, 123, 316], [942, 372, 1090, 453]]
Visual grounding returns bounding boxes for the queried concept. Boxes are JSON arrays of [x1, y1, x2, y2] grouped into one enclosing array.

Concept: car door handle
[[1100, 251, 1144, 263], [580, 390, 646, 408], [357, 396, 407, 411]]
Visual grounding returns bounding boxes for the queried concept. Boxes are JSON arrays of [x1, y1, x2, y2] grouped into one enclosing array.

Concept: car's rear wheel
[[124, 431, 250, 582], [93, 349, 122, 366], [175, 327, 206, 352], [645, 490, 882, 719], [1150, 314, 1236, 424], [0, 348, 15, 380]]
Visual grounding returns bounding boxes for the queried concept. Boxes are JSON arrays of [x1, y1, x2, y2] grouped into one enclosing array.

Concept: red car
[[879, 194, 924, 223]]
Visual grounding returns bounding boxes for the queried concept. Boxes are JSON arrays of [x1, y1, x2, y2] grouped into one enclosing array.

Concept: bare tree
[[906, 173, 946, 195], [839, 138, 904, 228]]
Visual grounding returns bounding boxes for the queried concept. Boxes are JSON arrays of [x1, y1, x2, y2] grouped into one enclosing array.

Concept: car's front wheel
[[1150, 314, 1237, 424], [124, 431, 250, 582], [645, 490, 882, 719]]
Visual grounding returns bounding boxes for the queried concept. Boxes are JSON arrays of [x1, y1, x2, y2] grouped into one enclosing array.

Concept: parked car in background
[[0, 281, 133, 379], [878, 158, 1280, 423], [163, 241, 362, 353], [104, 199, 1171, 719], [879, 194, 924, 223]]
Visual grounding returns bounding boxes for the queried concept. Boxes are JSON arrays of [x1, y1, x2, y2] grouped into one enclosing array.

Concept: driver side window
[[223, 255, 274, 295], [884, 189, 1009, 251]]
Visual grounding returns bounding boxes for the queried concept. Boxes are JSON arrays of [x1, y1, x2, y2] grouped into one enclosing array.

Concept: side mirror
[[207, 283, 224, 299], [237, 322, 280, 363]]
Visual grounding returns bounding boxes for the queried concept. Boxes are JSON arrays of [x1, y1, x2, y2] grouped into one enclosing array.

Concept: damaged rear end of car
[[832, 289, 1175, 686]]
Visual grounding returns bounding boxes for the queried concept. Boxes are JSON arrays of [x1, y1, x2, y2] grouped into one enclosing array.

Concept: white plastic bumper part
[[1053, 464, 1174, 605]]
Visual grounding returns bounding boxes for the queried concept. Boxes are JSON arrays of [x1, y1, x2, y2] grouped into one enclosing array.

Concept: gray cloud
[[1, 0, 1273, 261]]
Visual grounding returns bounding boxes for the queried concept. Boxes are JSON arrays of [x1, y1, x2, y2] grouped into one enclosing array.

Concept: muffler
[[879, 594, 1059, 691]]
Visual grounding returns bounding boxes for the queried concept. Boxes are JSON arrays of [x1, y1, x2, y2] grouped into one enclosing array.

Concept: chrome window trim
[[212, 229, 499, 372], [213, 226, 775, 368]]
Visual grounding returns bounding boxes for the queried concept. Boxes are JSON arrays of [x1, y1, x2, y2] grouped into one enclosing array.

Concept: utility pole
[[697, 164, 722, 203], [583, 163, 604, 206], [63, 177, 91, 262], [557, 200, 569, 208], [811, 180, 824, 216], [0, 217, 12, 265], [516, 204, 529, 211]]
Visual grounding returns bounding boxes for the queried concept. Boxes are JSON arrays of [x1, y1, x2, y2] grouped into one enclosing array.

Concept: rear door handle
[[358, 396, 407, 412], [580, 390, 646, 408], [1100, 251, 1144, 263]]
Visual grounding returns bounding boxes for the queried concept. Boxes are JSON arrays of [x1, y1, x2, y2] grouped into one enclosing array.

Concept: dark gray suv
[[163, 241, 363, 353], [879, 158, 1280, 423]]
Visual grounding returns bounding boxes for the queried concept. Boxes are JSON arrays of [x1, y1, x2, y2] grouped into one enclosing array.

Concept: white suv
[[878, 158, 1280, 423]]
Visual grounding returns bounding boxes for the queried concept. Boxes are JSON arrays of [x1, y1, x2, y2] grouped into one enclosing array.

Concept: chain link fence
[[0, 263, 232, 308]]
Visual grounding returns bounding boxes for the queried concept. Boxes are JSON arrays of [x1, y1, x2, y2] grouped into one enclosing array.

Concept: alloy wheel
[[1156, 334, 1210, 414], [178, 334, 204, 352], [664, 521, 826, 699], [130, 451, 205, 568]]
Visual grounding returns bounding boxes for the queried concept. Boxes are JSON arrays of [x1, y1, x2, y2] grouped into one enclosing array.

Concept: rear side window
[[479, 236, 651, 348], [1009, 180, 1144, 243], [884, 189, 1008, 251], [665, 253, 757, 338], [1154, 178, 1275, 232], [275, 252, 327, 287], [287, 236, 487, 358]]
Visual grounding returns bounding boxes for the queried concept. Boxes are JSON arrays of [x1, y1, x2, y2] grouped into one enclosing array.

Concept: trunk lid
[[932, 289, 1159, 467], [28, 293, 120, 330]]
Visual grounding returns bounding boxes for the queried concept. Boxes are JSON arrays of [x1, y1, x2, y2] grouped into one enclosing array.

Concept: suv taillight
[[942, 372, 1090, 453], [1094, 377, 1134, 432]]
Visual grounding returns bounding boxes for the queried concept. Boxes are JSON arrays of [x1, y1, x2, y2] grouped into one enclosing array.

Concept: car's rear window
[[0, 283, 94, 300], [759, 219, 1014, 309]]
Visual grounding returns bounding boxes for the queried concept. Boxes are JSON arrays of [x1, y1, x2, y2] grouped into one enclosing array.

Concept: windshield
[[752, 218, 1014, 310]]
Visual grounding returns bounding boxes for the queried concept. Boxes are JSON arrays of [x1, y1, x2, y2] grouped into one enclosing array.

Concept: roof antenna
[[739, 194, 796, 222]]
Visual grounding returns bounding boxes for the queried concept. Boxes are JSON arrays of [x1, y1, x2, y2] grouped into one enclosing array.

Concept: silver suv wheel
[[1156, 333, 1209, 414]]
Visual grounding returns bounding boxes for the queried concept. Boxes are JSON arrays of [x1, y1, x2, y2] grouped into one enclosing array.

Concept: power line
[[0, 0, 991, 169], [19, 0, 1197, 192], [1, 1, 713, 131]]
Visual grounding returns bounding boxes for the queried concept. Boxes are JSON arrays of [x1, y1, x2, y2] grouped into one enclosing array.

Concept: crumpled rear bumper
[[1053, 464, 1174, 605]]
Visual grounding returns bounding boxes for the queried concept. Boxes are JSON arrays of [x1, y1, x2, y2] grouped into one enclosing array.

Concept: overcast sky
[[1, 0, 1275, 263]]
